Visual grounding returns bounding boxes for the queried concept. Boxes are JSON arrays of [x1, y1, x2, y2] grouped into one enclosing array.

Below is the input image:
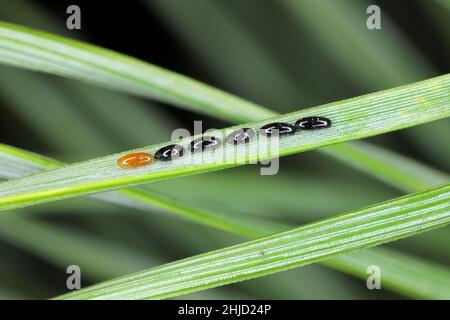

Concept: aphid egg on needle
[[117, 152, 155, 169], [227, 128, 255, 145]]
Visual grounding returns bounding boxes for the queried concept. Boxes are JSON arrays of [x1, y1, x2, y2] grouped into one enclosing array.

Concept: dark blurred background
[[0, 0, 448, 299]]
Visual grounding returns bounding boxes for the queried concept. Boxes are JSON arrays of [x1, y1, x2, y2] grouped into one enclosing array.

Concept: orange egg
[[117, 152, 155, 168]]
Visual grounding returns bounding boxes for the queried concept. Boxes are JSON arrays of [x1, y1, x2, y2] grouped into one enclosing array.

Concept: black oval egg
[[155, 144, 184, 161], [260, 122, 296, 137], [227, 128, 255, 145], [295, 117, 331, 130], [190, 136, 222, 152]]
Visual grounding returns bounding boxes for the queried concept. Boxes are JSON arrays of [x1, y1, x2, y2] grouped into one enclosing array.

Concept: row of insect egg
[[118, 116, 331, 168]]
